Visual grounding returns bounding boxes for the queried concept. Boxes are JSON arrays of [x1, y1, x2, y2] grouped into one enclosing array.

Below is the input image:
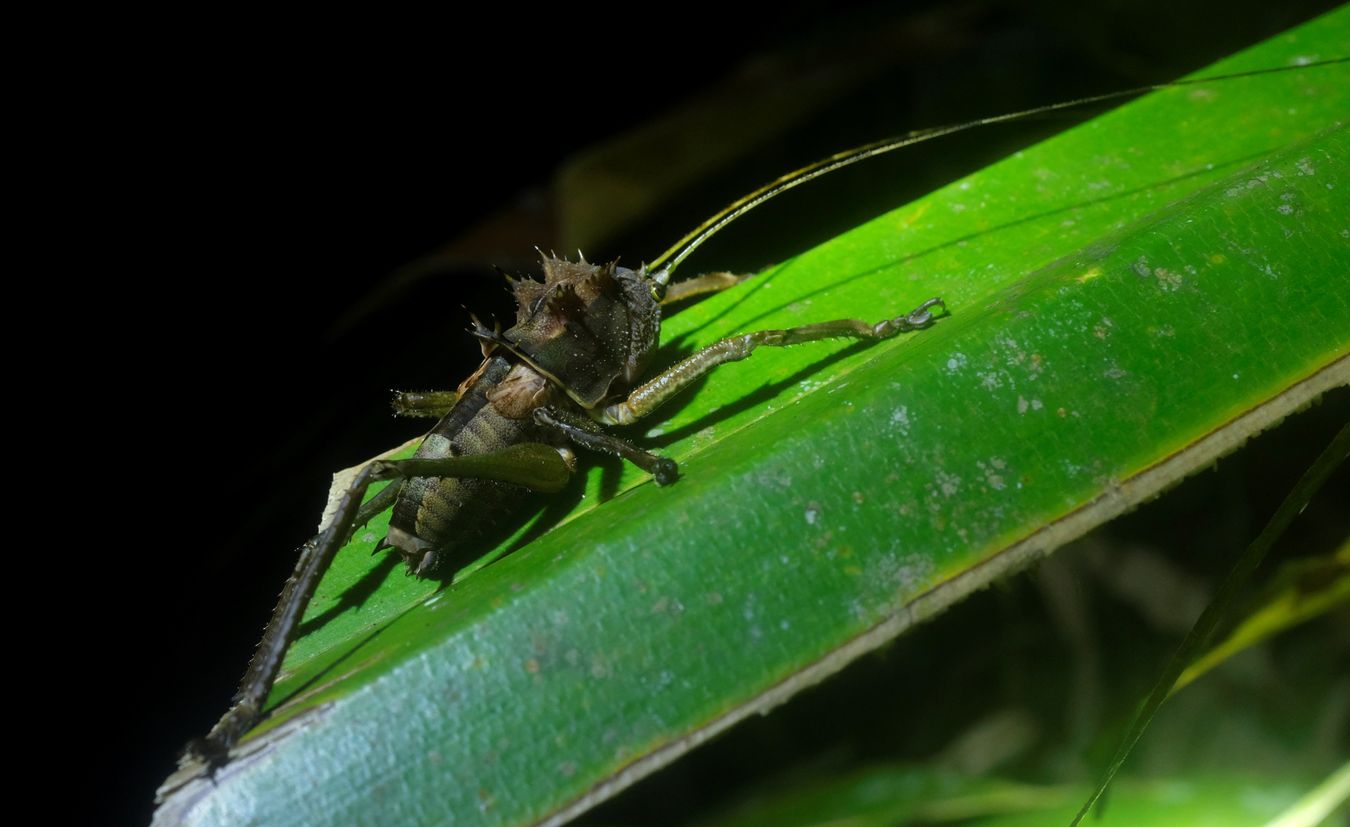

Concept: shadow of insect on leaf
[[294, 553, 401, 639], [646, 340, 881, 450]]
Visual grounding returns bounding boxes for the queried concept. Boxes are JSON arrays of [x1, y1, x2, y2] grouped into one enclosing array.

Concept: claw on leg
[[903, 297, 947, 327]]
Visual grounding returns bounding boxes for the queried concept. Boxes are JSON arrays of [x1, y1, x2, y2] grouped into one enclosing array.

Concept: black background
[[81, 2, 1345, 822]]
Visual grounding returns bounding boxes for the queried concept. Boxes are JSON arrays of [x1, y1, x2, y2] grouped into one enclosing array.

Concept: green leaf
[[1173, 539, 1350, 693], [684, 765, 1348, 827], [156, 11, 1350, 827], [689, 764, 1071, 827]]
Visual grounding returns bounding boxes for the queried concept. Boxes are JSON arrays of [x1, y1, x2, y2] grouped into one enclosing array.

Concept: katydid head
[[485, 254, 665, 409]]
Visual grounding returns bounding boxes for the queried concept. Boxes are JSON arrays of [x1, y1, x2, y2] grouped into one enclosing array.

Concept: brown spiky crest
[[540, 254, 607, 285], [512, 254, 620, 325], [491, 253, 660, 407]]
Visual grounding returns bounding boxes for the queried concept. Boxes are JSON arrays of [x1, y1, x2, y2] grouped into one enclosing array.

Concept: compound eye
[[649, 282, 667, 302]]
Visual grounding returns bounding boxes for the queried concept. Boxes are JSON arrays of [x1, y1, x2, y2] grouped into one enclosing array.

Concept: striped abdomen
[[386, 355, 561, 576]]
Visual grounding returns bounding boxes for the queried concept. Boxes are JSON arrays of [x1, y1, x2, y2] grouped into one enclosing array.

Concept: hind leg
[[186, 443, 571, 767]]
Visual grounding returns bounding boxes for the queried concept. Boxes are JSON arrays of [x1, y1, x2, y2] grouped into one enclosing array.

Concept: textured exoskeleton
[[385, 256, 674, 576]]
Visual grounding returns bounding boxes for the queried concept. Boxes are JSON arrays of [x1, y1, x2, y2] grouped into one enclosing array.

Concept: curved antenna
[[650, 58, 1348, 276]]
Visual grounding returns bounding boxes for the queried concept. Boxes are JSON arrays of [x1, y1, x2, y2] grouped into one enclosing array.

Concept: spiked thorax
[[481, 254, 664, 409]]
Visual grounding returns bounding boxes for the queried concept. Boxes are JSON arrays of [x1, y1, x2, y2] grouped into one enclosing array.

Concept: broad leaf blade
[[157, 11, 1350, 827]]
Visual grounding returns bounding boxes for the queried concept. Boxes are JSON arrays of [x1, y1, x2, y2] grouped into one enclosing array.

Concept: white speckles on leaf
[[933, 470, 962, 498], [861, 552, 936, 607], [946, 352, 968, 372], [1153, 267, 1183, 292], [1226, 170, 1279, 198], [976, 457, 1009, 491], [889, 405, 911, 433], [742, 595, 763, 641], [804, 502, 822, 526]]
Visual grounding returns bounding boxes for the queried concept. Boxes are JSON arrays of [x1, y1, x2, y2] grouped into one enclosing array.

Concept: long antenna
[[650, 58, 1348, 276]]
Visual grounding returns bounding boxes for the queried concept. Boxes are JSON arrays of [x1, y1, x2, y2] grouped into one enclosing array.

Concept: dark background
[[89, 2, 1345, 822]]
